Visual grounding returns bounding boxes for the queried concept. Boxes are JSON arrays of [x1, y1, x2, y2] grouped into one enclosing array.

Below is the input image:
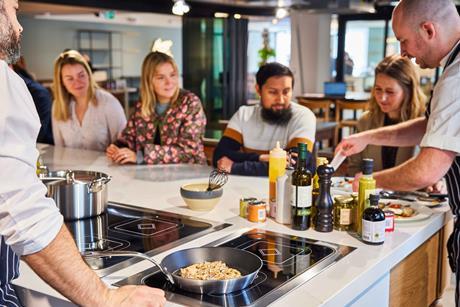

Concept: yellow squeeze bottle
[[269, 141, 287, 218]]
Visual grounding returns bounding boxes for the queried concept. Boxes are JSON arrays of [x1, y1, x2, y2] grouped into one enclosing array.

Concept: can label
[[362, 219, 385, 243], [384, 211, 395, 232], [339, 208, 352, 225], [248, 201, 267, 223], [258, 208, 266, 221], [240, 198, 256, 218]]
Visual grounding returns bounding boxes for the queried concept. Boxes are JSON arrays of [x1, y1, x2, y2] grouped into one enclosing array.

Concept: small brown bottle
[[361, 194, 385, 245]]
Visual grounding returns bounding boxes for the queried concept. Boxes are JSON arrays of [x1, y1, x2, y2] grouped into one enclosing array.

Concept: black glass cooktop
[[115, 229, 356, 306], [66, 202, 230, 276]]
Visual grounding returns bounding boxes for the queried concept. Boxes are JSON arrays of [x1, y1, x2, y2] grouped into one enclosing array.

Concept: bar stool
[[334, 100, 369, 145], [297, 98, 333, 122]]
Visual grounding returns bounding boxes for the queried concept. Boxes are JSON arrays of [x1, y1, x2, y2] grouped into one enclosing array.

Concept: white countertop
[[14, 144, 453, 306]]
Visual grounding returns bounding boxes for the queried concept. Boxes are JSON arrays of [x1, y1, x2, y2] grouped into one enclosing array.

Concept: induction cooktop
[[67, 201, 231, 276], [115, 229, 356, 306]]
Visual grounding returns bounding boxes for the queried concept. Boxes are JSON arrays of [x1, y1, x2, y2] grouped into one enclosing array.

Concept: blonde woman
[[52, 50, 126, 151], [347, 54, 426, 175], [106, 51, 206, 164]]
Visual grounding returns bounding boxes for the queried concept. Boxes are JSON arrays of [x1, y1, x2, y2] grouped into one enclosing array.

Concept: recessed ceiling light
[[275, 7, 288, 19], [172, 0, 190, 16], [214, 12, 229, 18]]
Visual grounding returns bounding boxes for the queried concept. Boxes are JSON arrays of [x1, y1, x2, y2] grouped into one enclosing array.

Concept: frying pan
[[83, 247, 263, 294]]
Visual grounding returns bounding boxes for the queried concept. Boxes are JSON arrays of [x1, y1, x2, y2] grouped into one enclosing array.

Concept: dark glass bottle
[[361, 194, 385, 245], [291, 143, 312, 230], [315, 164, 334, 232]]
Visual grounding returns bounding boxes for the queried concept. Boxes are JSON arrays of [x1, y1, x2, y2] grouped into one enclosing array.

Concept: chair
[[297, 98, 333, 122], [334, 99, 369, 145]]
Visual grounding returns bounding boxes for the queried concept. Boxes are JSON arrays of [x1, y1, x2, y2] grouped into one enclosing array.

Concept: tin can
[[333, 195, 354, 231], [247, 201, 267, 223], [384, 211, 394, 232], [240, 197, 257, 218]]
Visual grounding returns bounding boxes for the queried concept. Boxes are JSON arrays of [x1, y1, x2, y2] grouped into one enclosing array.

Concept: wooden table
[[316, 121, 337, 144], [297, 92, 370, 144]]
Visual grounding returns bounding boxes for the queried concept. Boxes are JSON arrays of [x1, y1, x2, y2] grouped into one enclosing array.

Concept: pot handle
[[65, 169, 76, 183], [88, 176, 112, 193]]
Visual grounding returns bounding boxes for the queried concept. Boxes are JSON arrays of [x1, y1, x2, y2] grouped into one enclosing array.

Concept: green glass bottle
[[291, 143, 312, 230]]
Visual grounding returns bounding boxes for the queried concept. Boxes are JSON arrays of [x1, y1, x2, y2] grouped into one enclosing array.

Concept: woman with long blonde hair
[[106, 51, 206, 164], [52, 50, 126, 151], [347, 54, 426, 175]]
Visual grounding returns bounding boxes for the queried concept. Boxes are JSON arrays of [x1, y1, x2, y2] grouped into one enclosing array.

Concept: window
[[247, 18, 291, 99]]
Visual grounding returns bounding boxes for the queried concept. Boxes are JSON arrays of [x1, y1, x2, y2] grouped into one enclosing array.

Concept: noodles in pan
[[180, 261, 241, 280]]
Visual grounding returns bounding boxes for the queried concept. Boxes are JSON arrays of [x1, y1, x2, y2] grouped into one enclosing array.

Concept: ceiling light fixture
[[234, 14, 242, 19], [172, 0, 190, 16], [214, 12, 229, 18], [275, 7, 288, 19]]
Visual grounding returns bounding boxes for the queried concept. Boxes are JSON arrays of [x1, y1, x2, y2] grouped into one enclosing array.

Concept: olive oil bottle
[[356, 158, 376, 235], [291, 143, 312, 230]]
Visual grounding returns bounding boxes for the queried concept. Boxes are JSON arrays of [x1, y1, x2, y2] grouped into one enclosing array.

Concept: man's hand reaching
[[335, 131, 371, 157]]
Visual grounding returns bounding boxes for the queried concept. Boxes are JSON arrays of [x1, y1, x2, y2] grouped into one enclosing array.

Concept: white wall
[[18, 16, 182, 80], [290, 11, 332, 95]]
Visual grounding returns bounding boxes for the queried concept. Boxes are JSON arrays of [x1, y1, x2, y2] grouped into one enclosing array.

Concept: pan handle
[[82, 250, 175, 285]]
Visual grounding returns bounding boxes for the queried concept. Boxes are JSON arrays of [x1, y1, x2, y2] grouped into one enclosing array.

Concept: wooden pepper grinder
[[315, 164, 334, 232]]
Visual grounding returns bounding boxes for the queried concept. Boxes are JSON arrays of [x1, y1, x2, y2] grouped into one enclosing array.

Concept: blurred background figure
[[106, 51, 206, 165], [346, 54, 426, 175], [13, 56, 54, 145], [344, 52, 354, 76], [52, 50, 126, 151]]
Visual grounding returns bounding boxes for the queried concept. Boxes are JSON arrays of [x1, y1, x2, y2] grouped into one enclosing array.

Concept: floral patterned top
[[117, 89, 207, 164]]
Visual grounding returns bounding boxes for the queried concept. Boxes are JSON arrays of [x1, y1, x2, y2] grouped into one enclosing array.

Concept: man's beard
[[261, 105, 293, 126], [0, 15, 21, 64]]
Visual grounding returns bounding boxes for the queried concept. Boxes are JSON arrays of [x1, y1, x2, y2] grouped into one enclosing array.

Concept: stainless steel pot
[[83, 247, 263, 294], [41, 170, 111, 220], [66, 213, 108, 252], [67, 214, 109, 270]]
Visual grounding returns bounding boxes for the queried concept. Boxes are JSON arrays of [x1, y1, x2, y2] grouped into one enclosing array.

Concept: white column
[[290, 11, 332, 96]]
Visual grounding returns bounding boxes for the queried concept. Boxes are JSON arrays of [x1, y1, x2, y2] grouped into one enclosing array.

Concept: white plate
[[331, 176, 354, 192], [380, 199, 432, 223], [415, 198, 448, 208]]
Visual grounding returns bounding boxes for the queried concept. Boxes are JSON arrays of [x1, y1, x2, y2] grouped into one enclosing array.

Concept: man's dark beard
[[261, 105, 293, 126], [0, 15, 21, 64]]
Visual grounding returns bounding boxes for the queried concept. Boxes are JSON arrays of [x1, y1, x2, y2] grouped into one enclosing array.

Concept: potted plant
[[258, 29, 276, 66]]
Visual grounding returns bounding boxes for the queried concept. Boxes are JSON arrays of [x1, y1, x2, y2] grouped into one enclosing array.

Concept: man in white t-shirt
[[0, 1, 165, 306], [213, 62, 316, 176]]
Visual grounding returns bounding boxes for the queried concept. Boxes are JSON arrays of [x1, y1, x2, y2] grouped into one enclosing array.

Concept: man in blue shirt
[[14, 63, 54, 144]]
